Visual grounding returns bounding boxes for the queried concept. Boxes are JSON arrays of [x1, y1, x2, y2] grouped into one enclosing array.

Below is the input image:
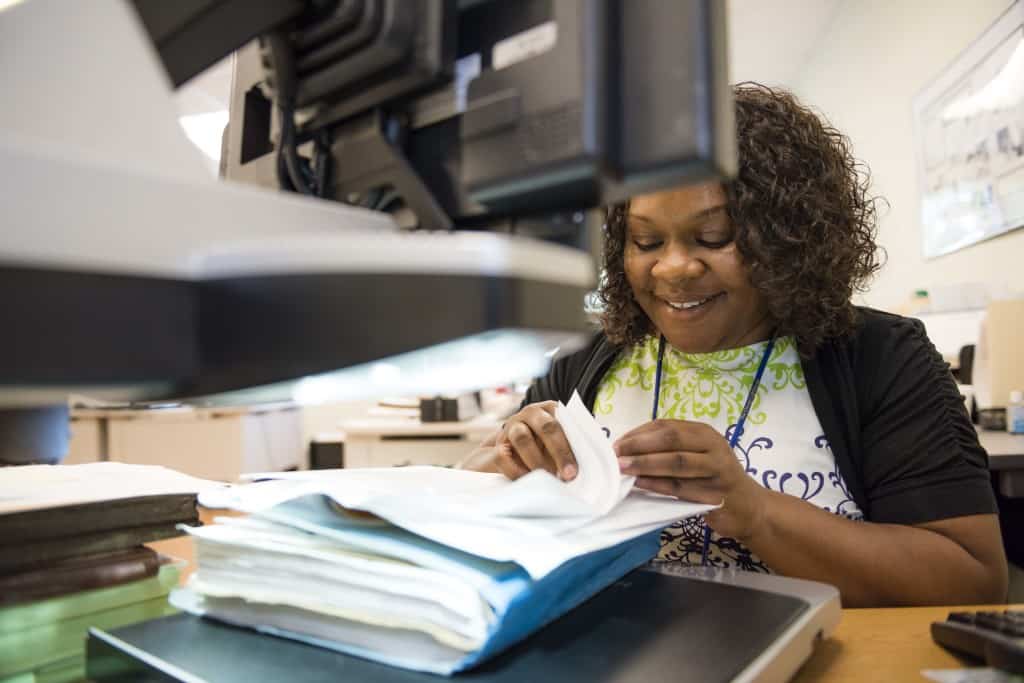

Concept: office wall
[[791, 0, 1021, 312]]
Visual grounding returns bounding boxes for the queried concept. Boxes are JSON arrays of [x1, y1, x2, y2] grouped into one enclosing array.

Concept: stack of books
[[0, 463, 215, 683]]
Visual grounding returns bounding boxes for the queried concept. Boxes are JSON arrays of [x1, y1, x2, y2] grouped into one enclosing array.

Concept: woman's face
[[624, 182, 773, 353]]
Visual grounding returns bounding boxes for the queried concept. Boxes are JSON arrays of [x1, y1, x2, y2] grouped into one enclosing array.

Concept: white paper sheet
[[181, 520, 492, 649], [557, 391, 634, 515], [208, 391, 716, 578], [0, 462, 223, 513], [232, 390, 634, 521]]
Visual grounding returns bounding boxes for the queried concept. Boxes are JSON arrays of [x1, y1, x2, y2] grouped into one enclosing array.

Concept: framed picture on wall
[[913, 0, 1024, 259]]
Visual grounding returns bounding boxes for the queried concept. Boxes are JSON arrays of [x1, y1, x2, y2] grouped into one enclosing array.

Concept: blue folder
[[178, 493, 664, 675]]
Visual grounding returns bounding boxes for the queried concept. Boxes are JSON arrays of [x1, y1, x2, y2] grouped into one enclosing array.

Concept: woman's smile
[[658, 291, 726, 317]]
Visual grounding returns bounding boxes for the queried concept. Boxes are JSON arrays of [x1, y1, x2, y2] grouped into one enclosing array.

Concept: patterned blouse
[[593, 335, 863, 573]]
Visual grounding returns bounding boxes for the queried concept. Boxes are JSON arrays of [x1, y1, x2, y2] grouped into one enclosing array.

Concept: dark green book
[[0, 494, 197, 545], [0, 523, 196, 576], [0, 547, 161, 606]]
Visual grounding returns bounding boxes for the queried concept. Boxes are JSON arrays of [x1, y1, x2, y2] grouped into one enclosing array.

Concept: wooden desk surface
[[151, 512, 1021, 682], [792, 603, 1023, 682]]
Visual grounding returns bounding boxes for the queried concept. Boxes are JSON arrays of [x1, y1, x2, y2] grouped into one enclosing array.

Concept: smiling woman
[[460, 83, 1009, 608], [619, 183, 773, 354], [601, 83, 882, 356]]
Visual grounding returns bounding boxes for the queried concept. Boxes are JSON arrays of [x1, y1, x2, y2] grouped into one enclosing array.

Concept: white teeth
[[667, 295, 715, 310]]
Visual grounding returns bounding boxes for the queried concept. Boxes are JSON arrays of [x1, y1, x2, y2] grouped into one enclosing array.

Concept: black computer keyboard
[[931, 610, 1024, 673]]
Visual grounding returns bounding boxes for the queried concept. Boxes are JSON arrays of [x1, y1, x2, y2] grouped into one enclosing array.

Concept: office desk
[[338, 415, 499, 468], [68, 404, 303, 480], [978, 427, 1024, 498], [792, 603, 1023, 682], [149, 512, 1022, 682]]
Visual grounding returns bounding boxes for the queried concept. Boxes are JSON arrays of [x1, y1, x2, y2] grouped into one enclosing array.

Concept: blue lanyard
[[652, 333, 777, 566]]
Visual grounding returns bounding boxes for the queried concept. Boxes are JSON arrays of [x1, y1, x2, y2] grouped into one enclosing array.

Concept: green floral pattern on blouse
[[594, 336, 804, 426], [593, 334, 861, 573]]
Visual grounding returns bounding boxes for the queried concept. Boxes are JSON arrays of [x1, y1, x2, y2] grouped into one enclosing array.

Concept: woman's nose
[[651, 245, 707, 282]]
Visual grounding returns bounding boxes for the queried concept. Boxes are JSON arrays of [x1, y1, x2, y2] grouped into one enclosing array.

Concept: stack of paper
[[173, 393, 714, 674]]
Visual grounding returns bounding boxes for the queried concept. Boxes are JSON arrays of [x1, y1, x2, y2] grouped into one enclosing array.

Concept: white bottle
[[1008, 390, 1024, 434]]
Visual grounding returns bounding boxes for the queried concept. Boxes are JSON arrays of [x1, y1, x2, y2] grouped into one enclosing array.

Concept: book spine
[[0, 494, 199, 543], [0, 523, 192, 575], [0, 563, 180, 634], [0, 547, 160, 606]]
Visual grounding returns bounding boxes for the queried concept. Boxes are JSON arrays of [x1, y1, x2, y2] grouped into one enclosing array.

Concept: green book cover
[[0, 672, 35, 683], [32, 655, 83, 683], [0, 596, 178, 677], [0, 563, 179, 635], [0, 653, 87, 683], [0, 653, 82, 683]]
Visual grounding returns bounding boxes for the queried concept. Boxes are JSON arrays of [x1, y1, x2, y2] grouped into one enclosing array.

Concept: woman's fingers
[[499, 402, 577, 480], [633, 476, 725, 505], [617, 450, 718, 479], [615, 419, 741, 503], [614, 419, 717, 458], [504, 421, 553, 474], [494, 442, 530, 480], [521, 406, 577, 480]]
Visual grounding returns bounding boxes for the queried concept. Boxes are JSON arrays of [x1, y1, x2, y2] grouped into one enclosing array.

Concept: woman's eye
[[697, 237, 733, 249], [697, 228, 734, 249], [632, 240, 662, 252]]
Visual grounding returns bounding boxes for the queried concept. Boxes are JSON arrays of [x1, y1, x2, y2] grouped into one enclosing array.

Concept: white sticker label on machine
[[454, 52, 481, 112], [492, 21, 557, 70]]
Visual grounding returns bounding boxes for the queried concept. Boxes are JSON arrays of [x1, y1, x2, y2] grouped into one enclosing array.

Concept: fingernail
[[561, 464, 577, 480], [618, 456, 632, 471]]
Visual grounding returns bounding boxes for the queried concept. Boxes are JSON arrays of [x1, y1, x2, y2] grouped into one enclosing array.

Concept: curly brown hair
[[597, 82, 884, 355]]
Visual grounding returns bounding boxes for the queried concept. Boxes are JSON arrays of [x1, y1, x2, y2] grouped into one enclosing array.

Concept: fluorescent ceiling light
[[0, 0, 27, 14]]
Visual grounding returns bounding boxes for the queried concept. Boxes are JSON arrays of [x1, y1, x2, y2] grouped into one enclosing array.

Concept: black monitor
[[134, 0, 735, 234], [0, 0, 736, 463]]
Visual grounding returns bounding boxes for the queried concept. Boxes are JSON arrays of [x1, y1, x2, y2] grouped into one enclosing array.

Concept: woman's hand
[[459, 402, 578, 481], [614, 419, 769, 541]]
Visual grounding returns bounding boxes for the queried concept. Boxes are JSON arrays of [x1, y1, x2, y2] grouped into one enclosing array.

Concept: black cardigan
[[524, 308, 997, 525]]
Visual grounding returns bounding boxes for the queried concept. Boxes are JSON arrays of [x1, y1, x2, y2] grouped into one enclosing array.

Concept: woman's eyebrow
[[628, 205, 728, 226], [627, 213, 656, 225]]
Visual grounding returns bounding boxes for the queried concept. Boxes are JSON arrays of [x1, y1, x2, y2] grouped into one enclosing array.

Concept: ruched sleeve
[[857, 315, 996, 524]]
